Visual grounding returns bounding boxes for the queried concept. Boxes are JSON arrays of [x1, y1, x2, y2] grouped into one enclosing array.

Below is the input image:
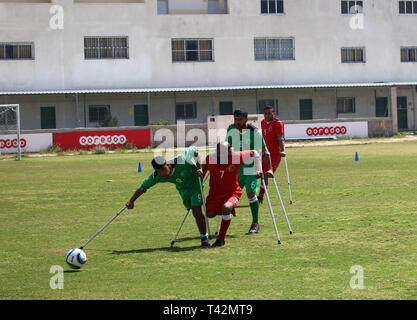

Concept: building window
[[84, 37, 128, 59], [89, 105, 110, 122], [401, 47, 417, 62], [341, 1, 363, 14], [157, 0, 168, 14], [0, 42, 34, 60], [176, 102, 197, 119], [172, 39, 214, 62], [299, 99, 313, 120], [341, 47, 365, 62], [399, 1, 417, 14], [261, 0, 284, 14], [254, 38, 294, 60], [258, 99, 279, 114], [337, 98, 356, 113]]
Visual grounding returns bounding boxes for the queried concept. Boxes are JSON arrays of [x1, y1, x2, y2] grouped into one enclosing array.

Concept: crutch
[[80, 206, 126, 250], [198, 176, 212, 239], [261, 175, 282, 245], [170, 209, 191, 246], [203, 172, 219, 236], [283, 139, 293, 204], [202, 171, 219, 236], [284, 155, 293, 205], [272, 176, 293, 234]]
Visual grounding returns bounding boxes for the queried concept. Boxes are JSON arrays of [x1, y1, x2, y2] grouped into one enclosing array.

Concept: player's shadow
[[111, 235, 238, 255], [112, 246, 200, 254]]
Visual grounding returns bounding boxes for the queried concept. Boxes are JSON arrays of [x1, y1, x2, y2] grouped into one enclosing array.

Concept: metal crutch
[[272, 176, 293, 235]]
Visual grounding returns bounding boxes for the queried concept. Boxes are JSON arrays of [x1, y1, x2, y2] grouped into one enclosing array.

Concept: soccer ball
[[65, 248, 87, 269]]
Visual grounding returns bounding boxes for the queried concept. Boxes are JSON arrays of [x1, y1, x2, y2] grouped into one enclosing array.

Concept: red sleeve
[[275, 120, 284, 136], [240, 150, 254, 165]]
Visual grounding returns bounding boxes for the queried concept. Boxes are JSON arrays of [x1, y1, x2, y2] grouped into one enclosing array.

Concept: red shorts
[[206, 191, 242, 216], [262, 156, 281, 173]]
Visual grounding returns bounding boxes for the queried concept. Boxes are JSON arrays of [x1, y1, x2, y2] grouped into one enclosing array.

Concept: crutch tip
[[290, 201, 293, 205], [278, 240, 282, 245], [290, 231, 293, 235], [170, 241, 175, 247]]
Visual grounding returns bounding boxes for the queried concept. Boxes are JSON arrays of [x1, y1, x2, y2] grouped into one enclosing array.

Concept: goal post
[[0, 104, 21, 160]]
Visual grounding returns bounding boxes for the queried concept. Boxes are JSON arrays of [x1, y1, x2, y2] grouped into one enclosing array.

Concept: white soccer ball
[[65, 248, 87, 269]]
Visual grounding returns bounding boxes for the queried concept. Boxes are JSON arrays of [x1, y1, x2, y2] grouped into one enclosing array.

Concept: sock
[[249, 196, 259, 224], [217, 214, 231, 241], [200, 233, 208, 241]]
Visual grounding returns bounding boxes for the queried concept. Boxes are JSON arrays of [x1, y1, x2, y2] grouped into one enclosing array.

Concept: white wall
[[0, 0, 416, 93]]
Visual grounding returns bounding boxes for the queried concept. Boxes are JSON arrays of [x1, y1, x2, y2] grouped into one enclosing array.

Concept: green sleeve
[[141, 172, 158, 190], [226, 125, 233, 144], [255, 130, 266, 152], [183, 146, 197, 165]]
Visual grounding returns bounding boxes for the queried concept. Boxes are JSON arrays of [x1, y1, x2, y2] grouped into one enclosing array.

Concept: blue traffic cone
[[138, 162, 142, 172], [355, 152, 359, 162]]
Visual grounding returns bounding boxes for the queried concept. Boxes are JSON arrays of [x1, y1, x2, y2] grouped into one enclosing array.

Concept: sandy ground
[[1, 134, 416, 159]]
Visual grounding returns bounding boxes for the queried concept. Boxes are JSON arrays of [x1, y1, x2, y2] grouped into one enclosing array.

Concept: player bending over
[[126, 146, 210, 247], [226, 108, 274, 234], [257, 105, 286, 204], [201, 141, 262, 247]]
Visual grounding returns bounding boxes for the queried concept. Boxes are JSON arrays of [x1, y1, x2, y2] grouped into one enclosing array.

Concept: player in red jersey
[[258, 105, 286, 204], [200, 141, 262, 247]]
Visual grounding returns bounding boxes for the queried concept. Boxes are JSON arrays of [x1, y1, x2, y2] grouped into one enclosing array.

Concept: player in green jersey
[[125, 146, 210, 246], [226, 108, 274, 234]]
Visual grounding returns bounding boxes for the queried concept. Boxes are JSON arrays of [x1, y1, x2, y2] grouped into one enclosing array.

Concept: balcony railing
[[157, 0, 228, 15]]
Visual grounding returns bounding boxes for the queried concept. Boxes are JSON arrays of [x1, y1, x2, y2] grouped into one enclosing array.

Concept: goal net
[[0, 104, 22, 160]]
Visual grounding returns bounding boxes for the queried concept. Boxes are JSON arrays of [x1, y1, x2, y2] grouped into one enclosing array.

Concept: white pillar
[[390, 87, 398, 135]]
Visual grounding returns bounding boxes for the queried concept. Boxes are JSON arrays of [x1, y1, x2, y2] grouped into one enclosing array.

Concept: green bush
[[149, 120, 171, 125], [92, 146, 107, 154]]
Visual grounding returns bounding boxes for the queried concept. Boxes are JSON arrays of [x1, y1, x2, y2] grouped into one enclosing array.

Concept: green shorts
[[179, 183, 204, 211], [238, 166, 259, 194]]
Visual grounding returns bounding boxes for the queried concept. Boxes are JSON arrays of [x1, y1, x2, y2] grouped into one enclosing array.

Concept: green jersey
[[226, 124, 266, 168], [141, 146, 200, 193]]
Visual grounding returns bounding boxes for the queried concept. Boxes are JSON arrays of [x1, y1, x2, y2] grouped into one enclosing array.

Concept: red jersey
[[204, 150, 254, 197], [261, 118, 284, 156]]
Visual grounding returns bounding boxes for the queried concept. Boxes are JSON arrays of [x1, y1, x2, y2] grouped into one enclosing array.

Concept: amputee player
[[201, 142, 262, 247], [126, 146, 210, 247], [257, 105, 287, 204], [225, 108, 274, 234]]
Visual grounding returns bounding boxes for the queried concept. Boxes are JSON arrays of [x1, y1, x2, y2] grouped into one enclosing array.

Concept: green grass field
[[1, 141, 417, 300]]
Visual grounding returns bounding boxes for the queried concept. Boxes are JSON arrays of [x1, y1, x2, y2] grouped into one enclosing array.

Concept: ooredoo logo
[[306, 126, 347, 136], [0, 138, 27, 149], [79, 135, 127, 146]]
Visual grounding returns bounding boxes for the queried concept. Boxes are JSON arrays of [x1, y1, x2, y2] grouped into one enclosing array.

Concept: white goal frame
[[0, 104, 21, 160]]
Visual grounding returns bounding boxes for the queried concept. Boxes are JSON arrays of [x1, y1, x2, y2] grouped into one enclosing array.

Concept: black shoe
[[201, 239, 210, 247], [248, 223, 259, 234], [258, 197, 263, 204], [212, 239, 225, 247]]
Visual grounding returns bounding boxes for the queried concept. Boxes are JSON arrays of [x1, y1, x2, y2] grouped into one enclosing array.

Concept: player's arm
[[126, 186, 147, 209], [262, 147, 274, 178], [252, 150, 263, 179], [277, 134, 286, 157], [258, 131, 273, 177], [277, 121, 286, 157], [126, 173, 156, 209], [192, 149, 204, 177]]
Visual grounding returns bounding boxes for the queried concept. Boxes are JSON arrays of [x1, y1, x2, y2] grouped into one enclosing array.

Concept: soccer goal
[[0, 104, 22, 160]]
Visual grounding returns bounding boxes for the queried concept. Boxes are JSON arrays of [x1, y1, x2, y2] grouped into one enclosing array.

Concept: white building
[[0, 0, 416, 133]]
